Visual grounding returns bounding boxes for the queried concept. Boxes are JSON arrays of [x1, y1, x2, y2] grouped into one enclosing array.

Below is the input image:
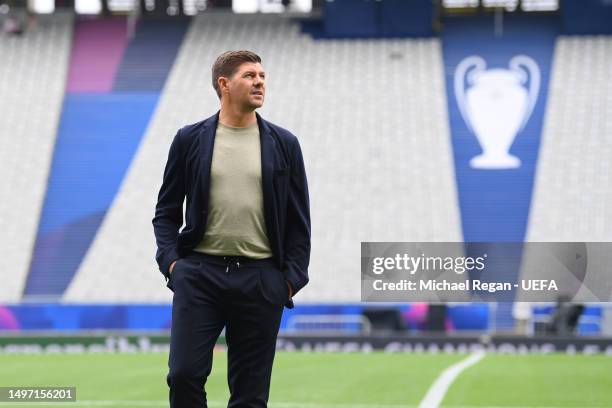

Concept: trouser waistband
[[187, 251, 277, 269]]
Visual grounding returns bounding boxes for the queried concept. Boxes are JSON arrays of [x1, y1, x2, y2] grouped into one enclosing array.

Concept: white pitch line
[[0, 401, 606, 408], [0, 402, 414, 408], [418, 351, 486, 408]]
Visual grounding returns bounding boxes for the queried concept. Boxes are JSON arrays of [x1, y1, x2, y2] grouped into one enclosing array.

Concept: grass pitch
[[0, 351, 610, 407]]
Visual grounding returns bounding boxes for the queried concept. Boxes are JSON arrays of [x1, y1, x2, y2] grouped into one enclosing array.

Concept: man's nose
[[254, 76, 264, 86]]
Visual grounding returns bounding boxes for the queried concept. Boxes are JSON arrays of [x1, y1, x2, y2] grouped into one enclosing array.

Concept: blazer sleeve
[[152, 129, 185, 280], [283, 137, 311, 296]]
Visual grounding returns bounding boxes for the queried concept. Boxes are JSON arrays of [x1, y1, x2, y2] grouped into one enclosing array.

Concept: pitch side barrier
[[277, 333, 612, 355], [0, 332, 611, 355]]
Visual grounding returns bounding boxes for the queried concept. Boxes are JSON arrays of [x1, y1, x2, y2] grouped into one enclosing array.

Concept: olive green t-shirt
[[193, 122, 273, 259]]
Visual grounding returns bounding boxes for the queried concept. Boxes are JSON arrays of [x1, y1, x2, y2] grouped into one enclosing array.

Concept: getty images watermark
[[361, 242, 612, 302]]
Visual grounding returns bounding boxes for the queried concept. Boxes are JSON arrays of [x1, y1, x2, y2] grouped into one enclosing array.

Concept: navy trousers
[[166, 251, 287, 408]]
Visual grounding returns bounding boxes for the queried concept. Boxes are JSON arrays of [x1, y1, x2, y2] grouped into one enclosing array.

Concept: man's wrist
[[169, 260, 178, 275]]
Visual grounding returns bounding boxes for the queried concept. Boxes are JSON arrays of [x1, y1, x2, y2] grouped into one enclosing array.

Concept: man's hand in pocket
[[286, 281, 293, 300]]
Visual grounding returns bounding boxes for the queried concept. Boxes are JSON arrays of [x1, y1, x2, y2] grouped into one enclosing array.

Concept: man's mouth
[[251, 90, 263, 96]]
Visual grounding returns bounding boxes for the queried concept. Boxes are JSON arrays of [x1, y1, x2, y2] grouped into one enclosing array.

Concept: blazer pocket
[[258, 267, 289, 306]]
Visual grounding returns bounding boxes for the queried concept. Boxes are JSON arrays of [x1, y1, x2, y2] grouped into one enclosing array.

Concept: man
[[152, 50, 310, 408]]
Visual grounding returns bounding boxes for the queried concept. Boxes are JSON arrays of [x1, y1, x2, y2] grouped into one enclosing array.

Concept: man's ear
[[218, 77, 229, 95]]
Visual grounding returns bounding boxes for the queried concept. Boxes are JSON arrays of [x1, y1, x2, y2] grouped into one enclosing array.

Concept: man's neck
[[219, 104, 257, 128]]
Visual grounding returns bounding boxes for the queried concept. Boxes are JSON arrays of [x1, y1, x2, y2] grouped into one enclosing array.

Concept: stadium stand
[[66, 17, 128, 92], [112, 18, 190, 91], [64, 13, 462, 303], [23, 16, 189, 301], [0, 13, 73, 303], [522, 36, 612, 314], [527, 36, 612, 242]]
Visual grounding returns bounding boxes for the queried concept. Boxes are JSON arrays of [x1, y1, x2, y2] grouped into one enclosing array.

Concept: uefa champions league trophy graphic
[[454, 55, 540, 169]]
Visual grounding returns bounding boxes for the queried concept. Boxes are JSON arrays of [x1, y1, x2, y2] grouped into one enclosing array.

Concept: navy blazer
[[152, 112, 310, 308]]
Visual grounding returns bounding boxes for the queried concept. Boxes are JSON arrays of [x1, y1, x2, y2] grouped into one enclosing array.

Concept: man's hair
[[212, 50, 262, 99]]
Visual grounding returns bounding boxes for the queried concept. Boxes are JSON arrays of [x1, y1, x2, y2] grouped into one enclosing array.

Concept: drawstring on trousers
[[223, 257, 241, 274]]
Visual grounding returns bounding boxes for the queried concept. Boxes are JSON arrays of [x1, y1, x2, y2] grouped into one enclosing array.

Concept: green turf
[[0, 352, 610, 407], [443, 354, 612, 407], [270, 352, 462, 405]]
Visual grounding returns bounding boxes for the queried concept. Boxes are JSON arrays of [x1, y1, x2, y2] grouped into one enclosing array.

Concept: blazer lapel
[[257, 113, 278, 251], [199, 112, 219, 212]]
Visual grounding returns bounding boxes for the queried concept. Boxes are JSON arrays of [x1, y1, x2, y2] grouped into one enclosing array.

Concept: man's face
[[224, 62, 266, 110]]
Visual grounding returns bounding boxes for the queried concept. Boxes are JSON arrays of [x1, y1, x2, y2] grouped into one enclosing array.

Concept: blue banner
[[442, 16, 558, 328]]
